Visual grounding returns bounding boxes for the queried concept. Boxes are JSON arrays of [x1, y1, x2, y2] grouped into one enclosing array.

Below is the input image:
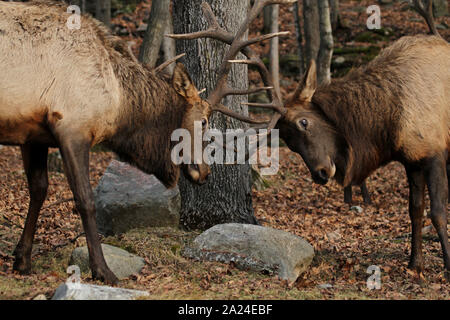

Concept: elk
[[0, 0, 295, 284], [173, 2, 450, 280]]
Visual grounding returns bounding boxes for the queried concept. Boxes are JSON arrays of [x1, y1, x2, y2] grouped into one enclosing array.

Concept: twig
[[42, 197, 74, 210]]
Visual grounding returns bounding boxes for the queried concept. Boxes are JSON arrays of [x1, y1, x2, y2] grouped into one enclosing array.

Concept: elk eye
[[299, 119, 308, 129], [201, 118, 208, 129]]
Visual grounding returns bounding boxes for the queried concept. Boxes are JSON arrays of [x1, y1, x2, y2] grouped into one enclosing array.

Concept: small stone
[[317, 283, 333, 289], [32, 294, 47, 300], [327, 230, 342, 241], [350, 206, 363, 213], [70, 244, 145, 280], [52, 282, 149, 300], [334, 56, 346, 65]]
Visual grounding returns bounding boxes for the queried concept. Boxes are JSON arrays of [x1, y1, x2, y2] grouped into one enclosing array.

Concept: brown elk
[[280, 39, 449, 280], [171, 1, 449, 280], [0, 0, 294, 284]]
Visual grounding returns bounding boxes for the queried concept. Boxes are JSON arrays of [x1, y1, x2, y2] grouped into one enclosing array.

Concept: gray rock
[[183, 223, 314, 283], [52, 283, 149, 300], [33, 294, 47, 300], [95, 160, 181, 235], [350, 206, 363, 213], [70, 244, 145, 280]]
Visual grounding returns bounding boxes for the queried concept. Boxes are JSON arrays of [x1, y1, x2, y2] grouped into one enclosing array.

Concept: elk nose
[[318, 168, 329, 181]]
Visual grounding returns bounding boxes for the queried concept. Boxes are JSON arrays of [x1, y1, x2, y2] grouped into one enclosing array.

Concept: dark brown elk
[[0, 1, 213, 284], [0, 0, 293, 284], [170, 0, 450, 280], [276, 36, 450, 280]]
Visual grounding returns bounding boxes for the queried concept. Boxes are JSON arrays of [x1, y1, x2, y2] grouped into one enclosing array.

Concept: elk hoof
[[408, 259, 424, 274]]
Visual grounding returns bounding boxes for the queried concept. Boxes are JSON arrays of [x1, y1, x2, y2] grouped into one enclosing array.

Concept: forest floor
[[0, 0, 449, 300]]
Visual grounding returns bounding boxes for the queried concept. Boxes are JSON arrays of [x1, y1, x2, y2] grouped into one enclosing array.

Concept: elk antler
[[167, 0, 295, 131], [410, 0, 440, 37]]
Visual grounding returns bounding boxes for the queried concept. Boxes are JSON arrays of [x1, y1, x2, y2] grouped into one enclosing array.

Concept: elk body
[[277, 35, 450, 279], [0, 1, 215, 284]]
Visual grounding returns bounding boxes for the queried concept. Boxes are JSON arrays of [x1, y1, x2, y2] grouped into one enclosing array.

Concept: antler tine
[[168, 0, 293, 128], [153, 53, 186, 74]]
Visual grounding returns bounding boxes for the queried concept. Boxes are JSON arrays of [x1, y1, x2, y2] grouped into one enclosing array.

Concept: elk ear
[[172, 63, 198, 99], [293, 60, 317, 103]]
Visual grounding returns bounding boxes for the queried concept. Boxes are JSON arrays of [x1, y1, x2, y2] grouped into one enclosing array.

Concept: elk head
[[277, 61, 340, 185], [171, 62, 212, 184]]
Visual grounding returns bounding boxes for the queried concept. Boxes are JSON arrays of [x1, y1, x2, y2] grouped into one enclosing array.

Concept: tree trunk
[[293, 1, 305, 76], [263, 6, 272, 34], [95, 0, 111, 28], [161, 9, 176, 74], [173, 0, 257, 231], [303, 0, 320, 65], [317, 0, 333, 85], [139, 0, 171, 67], [330, 0, 340, 31], [269, 4, 281, 98]]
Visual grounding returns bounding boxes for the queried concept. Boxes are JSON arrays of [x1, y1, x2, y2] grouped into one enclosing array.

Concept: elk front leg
[[424, 154, 450, 281], [13, 144, 48, 274], [360, 181, 372, 205], [58, 137, 118, 285], [405, 164, 426, 275], [344, 185, 352, 204]]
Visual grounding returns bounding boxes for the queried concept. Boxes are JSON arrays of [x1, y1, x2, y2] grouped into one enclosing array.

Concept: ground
[[0, 0, 449, 300]]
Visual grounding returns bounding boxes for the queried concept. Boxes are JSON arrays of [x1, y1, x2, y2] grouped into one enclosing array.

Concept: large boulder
[[52, 283, 149, 300], [95, 160, 181, 235], [69, 244, 145, 280], [183, 223, 314, 283]]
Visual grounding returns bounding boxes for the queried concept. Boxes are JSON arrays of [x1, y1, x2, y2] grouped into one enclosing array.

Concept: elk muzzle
[[312, 157, 336, 185], [184, 163, 211, 185]]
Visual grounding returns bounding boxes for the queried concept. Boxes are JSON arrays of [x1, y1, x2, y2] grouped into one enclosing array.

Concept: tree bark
[[293, 1, 305, 76], [269, 4, 281, 98], [95, 0, 111, 29], [329, 0, 340, 31], [303, 0, 320, 65], [161, 9, 176, 74], [173, 0, 257, 231], [317, 0, 333, 85], [139, 0, 171, 67], [263, 6, 272, 34]]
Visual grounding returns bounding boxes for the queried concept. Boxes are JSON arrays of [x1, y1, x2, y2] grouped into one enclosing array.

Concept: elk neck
[[311, 64, 404, 186], [104, 61, 185, 189]]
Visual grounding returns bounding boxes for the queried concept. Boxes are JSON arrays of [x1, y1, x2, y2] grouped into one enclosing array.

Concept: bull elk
[[175, 2, 450, 280], [0, 0, 294, 284]]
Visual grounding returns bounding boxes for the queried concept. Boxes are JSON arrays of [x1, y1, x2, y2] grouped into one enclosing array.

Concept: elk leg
[[447, 163, 449, 203], [424, 154, 450, 280], [360, 181, 372, 205], [405, 164, 426, 274], [13, 144, 48, 274], [344, 185, 352, 204], [58, 138, 118, 285]]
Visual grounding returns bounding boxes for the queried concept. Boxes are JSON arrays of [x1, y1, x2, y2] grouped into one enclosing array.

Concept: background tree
[[303, 0, 320, 65], [139, 0, 171, 67], [173, 0, 257, 230], [95, 0, 111, 28], [317, 0, 334, 84]]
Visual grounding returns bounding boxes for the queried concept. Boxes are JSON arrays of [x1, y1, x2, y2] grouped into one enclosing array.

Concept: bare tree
[[293, 1, 305, 75], [95, 0, 111, 28], [270, 4, 281, 98], [317, 0, 333, 84], [329, 0, 340, 31], [161, 9, 176, 74], [303, 0, 320, 64], [173, 0, 257, 230], [139, 0, 171, 67]]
